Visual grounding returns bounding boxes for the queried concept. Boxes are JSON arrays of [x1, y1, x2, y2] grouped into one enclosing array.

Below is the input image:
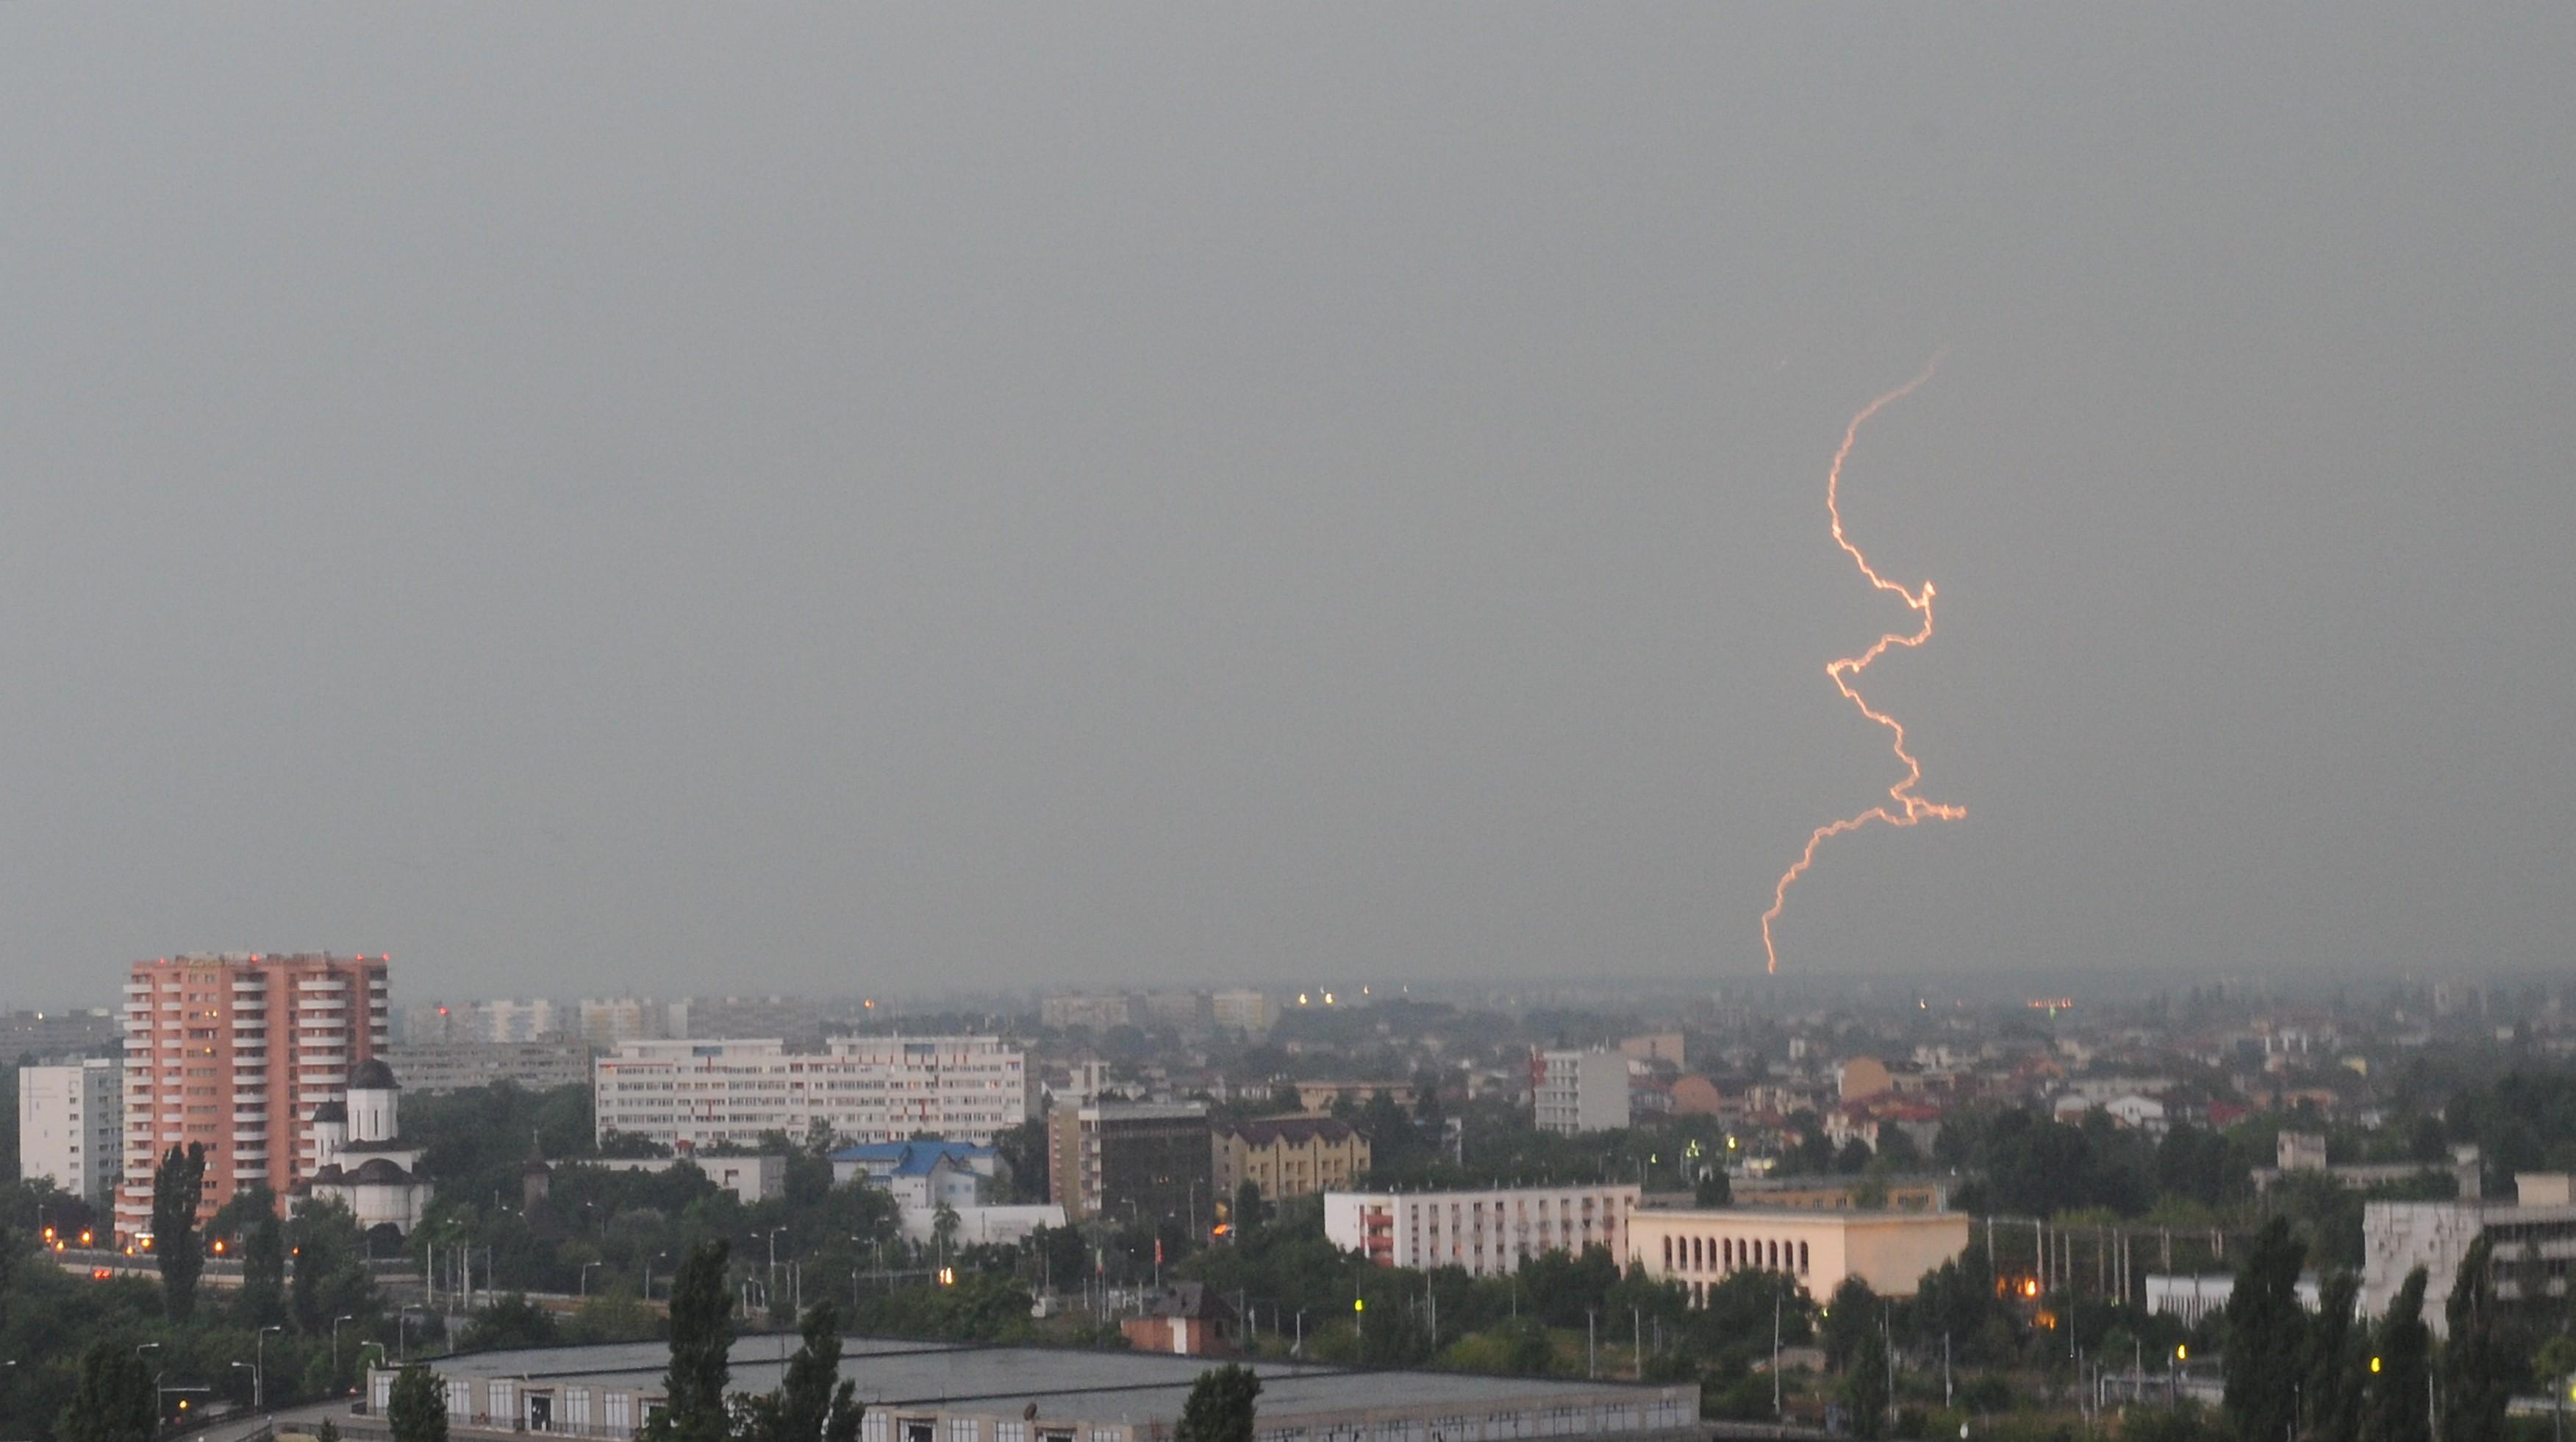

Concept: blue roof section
[[829, 1140, 996, 1177]]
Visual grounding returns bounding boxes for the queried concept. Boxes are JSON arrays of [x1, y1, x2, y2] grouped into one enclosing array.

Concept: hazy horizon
[[3, 8, 2570, 1001]]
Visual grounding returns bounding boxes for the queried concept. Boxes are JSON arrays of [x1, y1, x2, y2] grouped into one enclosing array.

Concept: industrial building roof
[[402, 1335, 1684, 1427]]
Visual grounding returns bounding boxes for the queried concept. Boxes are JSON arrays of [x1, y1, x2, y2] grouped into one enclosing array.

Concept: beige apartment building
[[1212, 1116, 1369, 1205]]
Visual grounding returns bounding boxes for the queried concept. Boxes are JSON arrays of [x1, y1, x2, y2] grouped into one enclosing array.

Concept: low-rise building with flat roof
[[365, 1336, 1698, 1442], [571, 1154, 786, 1205], [1628, 1205, 1969, 1304], [1326, 1183, 1640, 1277], [381, 1041, 590, 1096]]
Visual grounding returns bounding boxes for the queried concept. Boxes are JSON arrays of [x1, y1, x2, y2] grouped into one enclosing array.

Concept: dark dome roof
[[352, 1158, 412, 1185], [348, 1058, 398, 1089], [310, 1100, 348, 1123]]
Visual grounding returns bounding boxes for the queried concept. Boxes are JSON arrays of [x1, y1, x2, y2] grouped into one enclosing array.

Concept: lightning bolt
[[1760, 354, 1965, 974]]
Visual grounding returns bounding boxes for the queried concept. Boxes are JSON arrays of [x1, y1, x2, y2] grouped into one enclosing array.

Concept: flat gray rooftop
[[421, 1335, 1671, 1424]]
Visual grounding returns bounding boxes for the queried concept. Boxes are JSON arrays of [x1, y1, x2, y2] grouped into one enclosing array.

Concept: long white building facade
[[593, 1036, 1028, 1150], [1325, 1184, 1641, 1277]]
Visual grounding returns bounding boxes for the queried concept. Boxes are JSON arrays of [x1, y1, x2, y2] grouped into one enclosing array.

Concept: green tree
[[0, 1220, 20, 1332], [2363, 1268, 2431, 1442], [238, 1210, 289, 1328], [56, 1341, 157, 1442], [1231, 1180, 1267, 1234], [316, 1418, 343, 1442], [736, 1301, 862, 1442], [2126, 1406, 2229, 1442], [462, 1293, 561, 1351], [1914, 1244, 2009, 1364], [931, 1200, 960, 1263], [2300, 1271, 2364, 1441], [2439, 1235, 2510, 1442], [1174, 1363, 1262, 1442], [387, 1364, 451, 1442], [208, 1185, 280, 1247], [291, 1198, 377, 1336], [1693, 1169, 1731, 1207], [1031, 1222, 1087, 1294], [2222, 1216, 2308, 1442], [1843, 1307, 1889, 1441], [151, 1141, 208, 1321], [645, 1238, 734, 1442], [1820, 1277, 1877, 1371]]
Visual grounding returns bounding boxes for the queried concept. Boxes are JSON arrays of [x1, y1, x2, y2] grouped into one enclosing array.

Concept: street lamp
[[758, 1228, 787, 1314], [251, 1324, 282, 1408], [135, 1343, 163, 1418], [332, 1316, 354, 1377], [581, 1261, 603, 1297]]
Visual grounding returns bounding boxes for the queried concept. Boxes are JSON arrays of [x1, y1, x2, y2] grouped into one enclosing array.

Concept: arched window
[[1721, 1238, 1732, 1269], [1768, 1238, 1781, 1269], [1663, 1236, 1673, 1270], [1799, 1241, 1811, 1274]]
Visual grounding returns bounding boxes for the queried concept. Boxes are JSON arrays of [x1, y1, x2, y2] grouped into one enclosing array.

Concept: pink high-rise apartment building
[[116, 953, 390, 1243]]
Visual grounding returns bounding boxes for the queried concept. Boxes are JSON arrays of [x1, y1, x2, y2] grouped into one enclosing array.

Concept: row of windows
[[1661, 1233, 1811, 1276]]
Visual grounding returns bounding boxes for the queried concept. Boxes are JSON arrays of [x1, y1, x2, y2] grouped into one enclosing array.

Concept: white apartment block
[[1210, 989, 1276, 1035], [579, 998, 687, 1049], [1531, 1047, 1631, 1136], [2365, 1173, 2576, 1337], [17, 1058, 123, 1208], [405, 998, 562, 1044], [484, 999, 561, 1043], [593, 1035, 1028, 1150], [1325, 1184, 1640, 1277]]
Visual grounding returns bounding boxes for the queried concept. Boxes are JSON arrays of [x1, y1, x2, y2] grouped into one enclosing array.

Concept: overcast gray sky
[[3, 7, 2570, 1005]]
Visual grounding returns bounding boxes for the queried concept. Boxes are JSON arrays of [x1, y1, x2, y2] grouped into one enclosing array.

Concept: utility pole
[[1882, 1306, 1896, 1438], [1772, 1289, 1783, 1418], [1944, 1330, 1953, 1409], [1586, 1309, 1598, 1380]]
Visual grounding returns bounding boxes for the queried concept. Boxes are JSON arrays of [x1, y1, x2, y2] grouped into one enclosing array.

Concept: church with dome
[[291, 1056, 433, 1234]]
